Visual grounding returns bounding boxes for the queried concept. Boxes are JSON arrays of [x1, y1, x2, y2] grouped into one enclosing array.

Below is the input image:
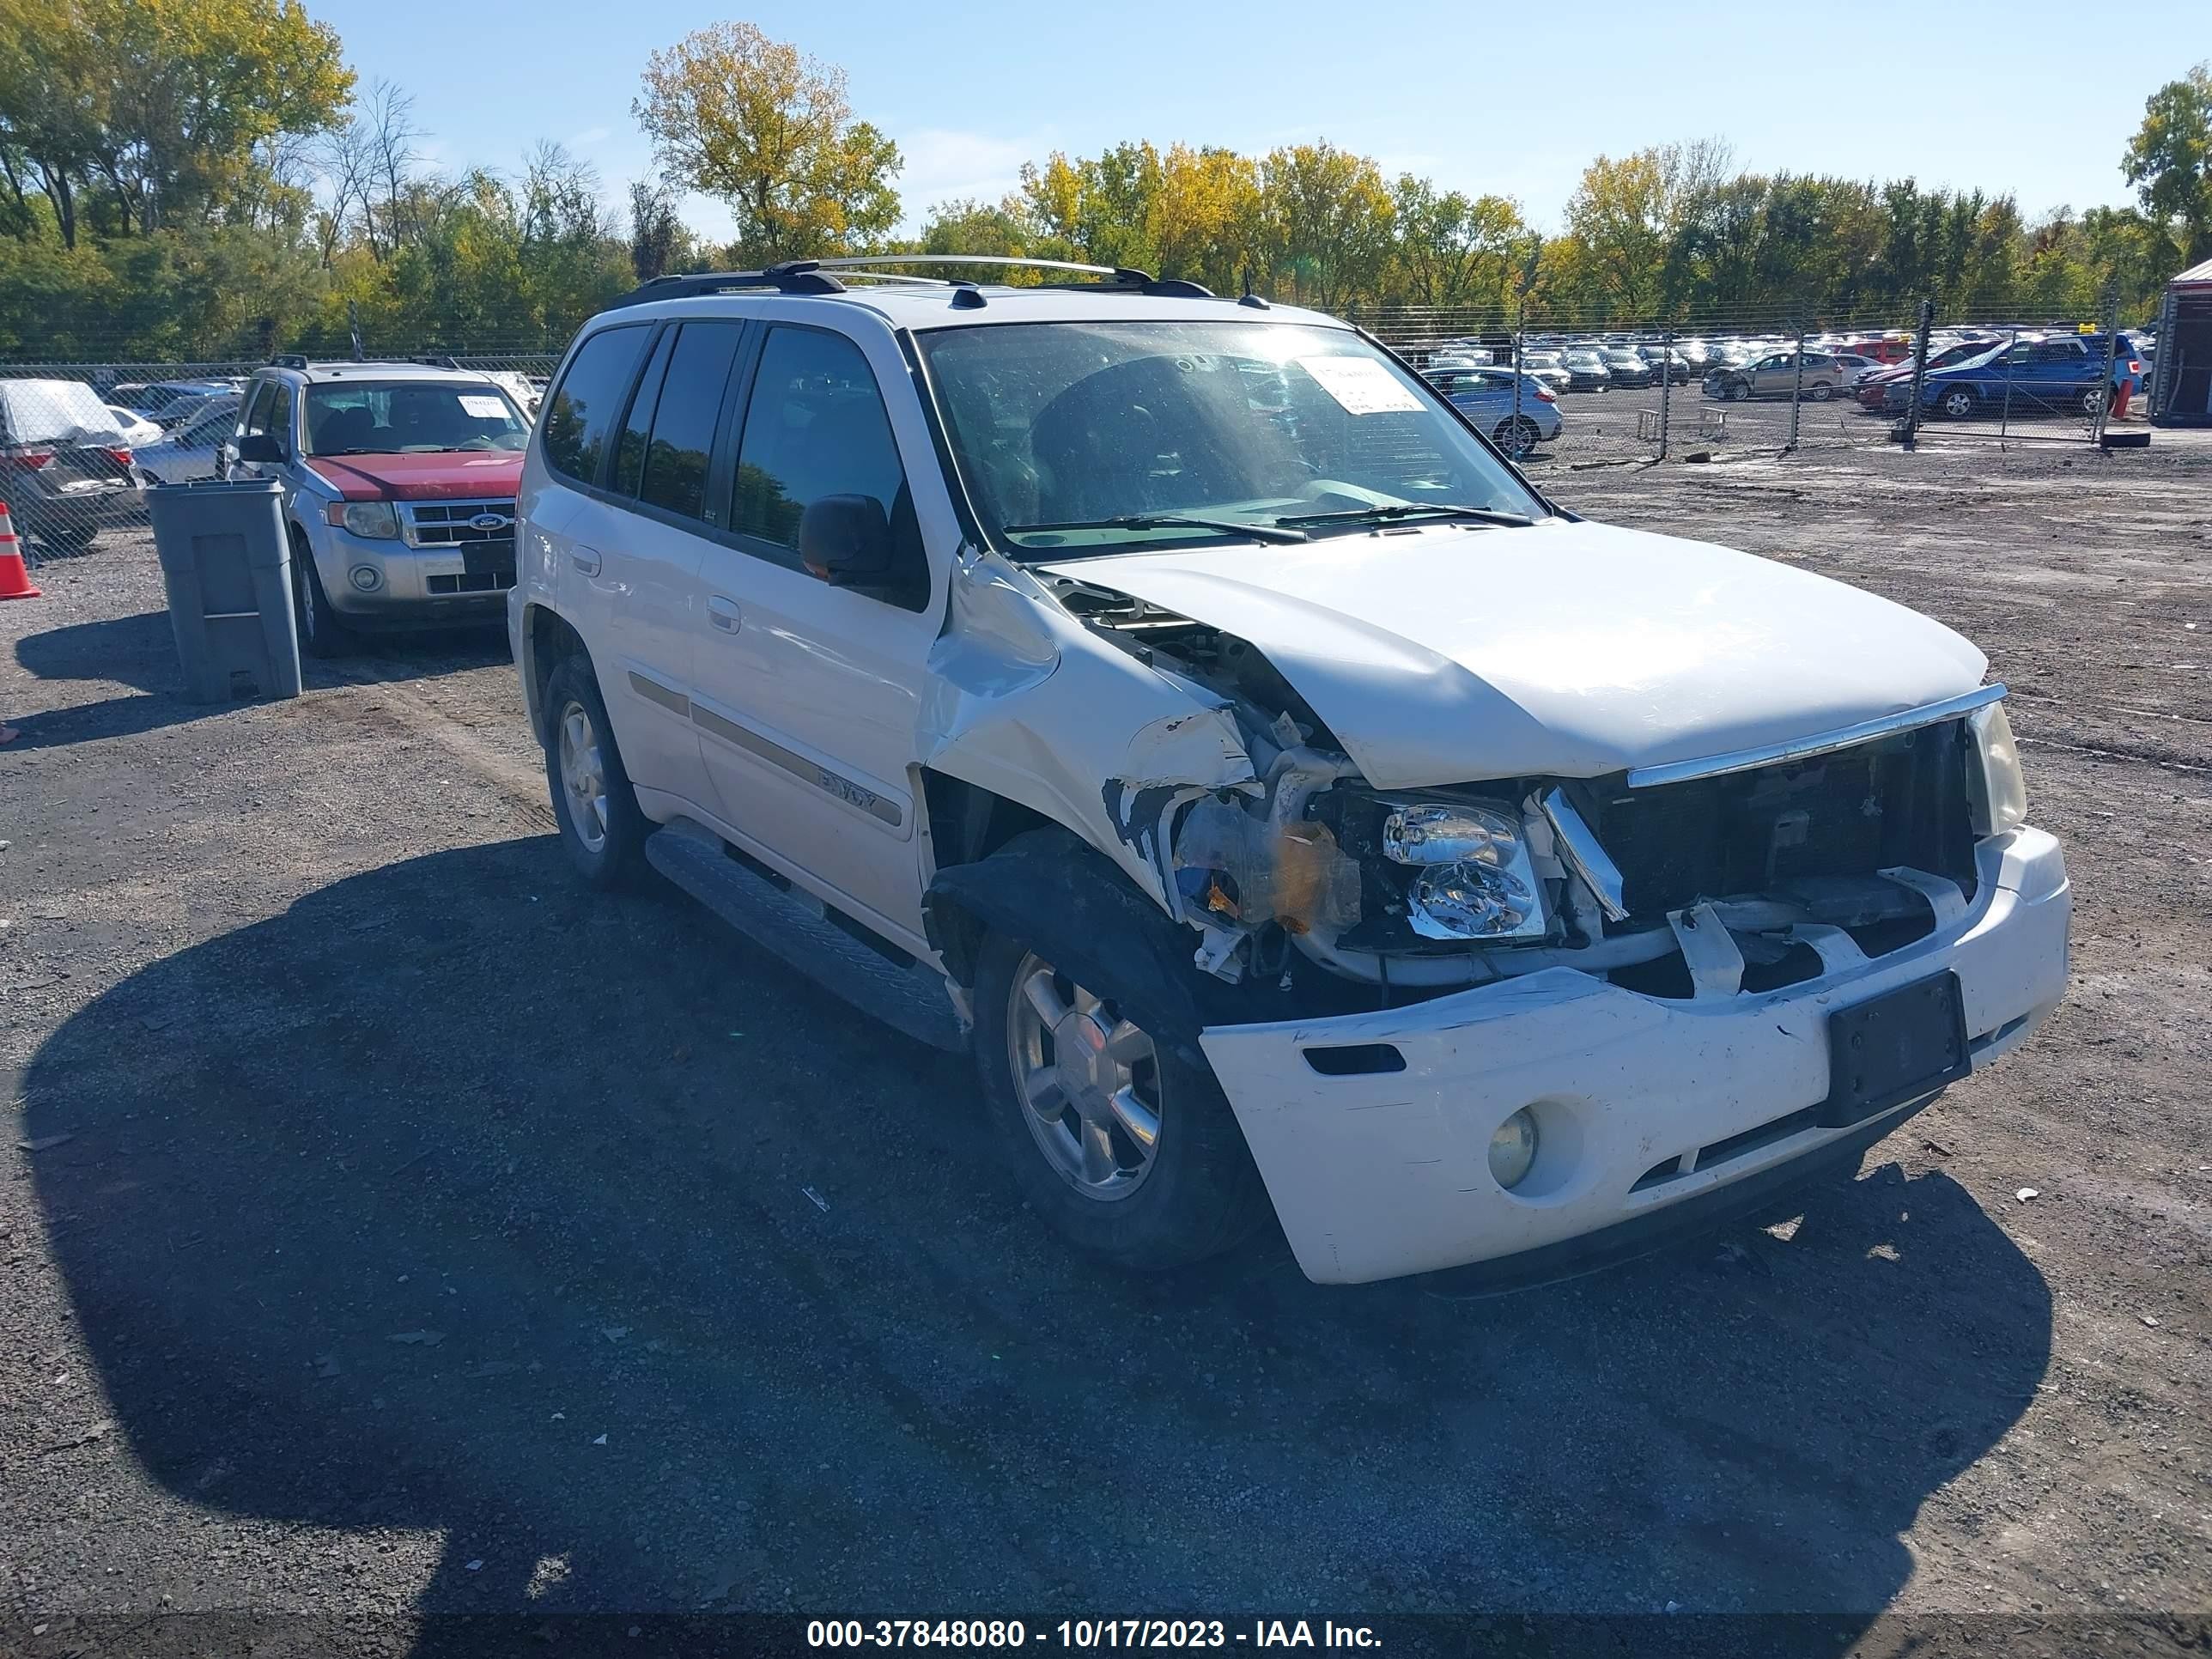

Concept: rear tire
[[30, 514, 97, 553], [971, 922, 1269, 1273], [1809, 381, 1834, 402], [1492, 416, 1543, 456], [543, 653, 648, 889]]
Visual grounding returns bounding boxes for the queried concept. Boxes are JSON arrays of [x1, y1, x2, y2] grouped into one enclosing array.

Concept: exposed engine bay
[[1054, 574, 1985, 1004]]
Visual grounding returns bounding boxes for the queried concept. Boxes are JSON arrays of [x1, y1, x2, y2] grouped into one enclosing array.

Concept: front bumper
[[1200, 826, 2069, 1285], [307, 520, 512, 628]]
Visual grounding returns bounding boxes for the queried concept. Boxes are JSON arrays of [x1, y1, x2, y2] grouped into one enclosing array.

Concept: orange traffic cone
[[0, 501, 37, 599]]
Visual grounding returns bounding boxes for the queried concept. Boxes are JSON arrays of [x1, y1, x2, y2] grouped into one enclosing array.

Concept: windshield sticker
[[1297, 356, 1424, 415], [457, 395, 508, 418]]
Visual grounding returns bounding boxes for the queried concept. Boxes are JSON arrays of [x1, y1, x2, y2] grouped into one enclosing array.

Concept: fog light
[[1488, 1107, 1539, 1190], [349, 564, 381, 592]]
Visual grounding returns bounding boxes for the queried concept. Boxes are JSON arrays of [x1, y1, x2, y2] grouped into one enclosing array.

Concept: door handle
[[571, 544, 602, 577], [706, 595, 742, 634]]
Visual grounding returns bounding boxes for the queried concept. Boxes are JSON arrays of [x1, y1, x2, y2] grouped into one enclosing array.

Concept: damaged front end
[[1050, 575, 2016, 1008]]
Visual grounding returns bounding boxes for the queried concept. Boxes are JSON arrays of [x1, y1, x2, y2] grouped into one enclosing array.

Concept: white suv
[[510, 257, 2070, 1288]]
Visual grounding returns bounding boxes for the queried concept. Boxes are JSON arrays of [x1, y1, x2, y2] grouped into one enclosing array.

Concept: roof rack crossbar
[[605, 252, 1233, 313], [608, 264, 850, 307]]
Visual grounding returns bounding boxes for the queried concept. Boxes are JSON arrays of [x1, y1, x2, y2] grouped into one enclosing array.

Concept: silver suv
[[511, 257, 2069, 1288], [222, 357, 530, 654]]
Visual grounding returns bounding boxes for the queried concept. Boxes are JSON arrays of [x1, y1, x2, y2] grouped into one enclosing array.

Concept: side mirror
[[235, 432, 285, 464], [797, 494, 893, 587]]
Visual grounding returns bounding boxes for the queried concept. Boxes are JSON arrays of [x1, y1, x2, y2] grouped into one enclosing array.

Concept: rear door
[[532, 322, 711, 805]]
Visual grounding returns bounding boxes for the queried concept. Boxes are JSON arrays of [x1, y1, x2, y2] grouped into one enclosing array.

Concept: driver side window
[[729, 325, 917, 592]]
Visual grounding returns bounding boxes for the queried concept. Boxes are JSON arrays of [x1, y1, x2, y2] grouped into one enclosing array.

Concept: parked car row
[[1411, 322, 2150, 424]]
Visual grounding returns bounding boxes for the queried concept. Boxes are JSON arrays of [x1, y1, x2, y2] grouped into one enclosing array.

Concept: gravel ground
[[2, 435, 2208, 1656]]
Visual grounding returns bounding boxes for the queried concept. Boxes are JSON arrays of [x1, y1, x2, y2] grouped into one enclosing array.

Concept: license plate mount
[[460, 540, 514, 580], [1818, 971, 1971, 1127]]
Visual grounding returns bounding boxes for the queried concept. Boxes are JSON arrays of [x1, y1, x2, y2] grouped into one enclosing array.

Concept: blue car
[[1422, 366, 1564, 455], [1921, 333, 2139, 421]]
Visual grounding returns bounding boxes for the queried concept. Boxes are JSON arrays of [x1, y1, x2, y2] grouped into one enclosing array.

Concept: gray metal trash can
[[147, 478, 302, 704]]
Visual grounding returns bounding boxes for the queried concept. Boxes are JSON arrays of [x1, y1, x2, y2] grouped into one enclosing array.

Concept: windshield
[[915, 320, 1546, 556], [304, 380, 526, 457]]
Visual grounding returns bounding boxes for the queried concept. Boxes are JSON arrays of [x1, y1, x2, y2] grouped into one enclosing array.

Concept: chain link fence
[[0, 291, 2150, 559]]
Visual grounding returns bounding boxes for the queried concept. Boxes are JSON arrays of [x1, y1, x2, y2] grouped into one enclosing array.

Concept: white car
[[106, 404, 165, 447], [510, 257, 2070, 1288], [131, 398, 240, 483]]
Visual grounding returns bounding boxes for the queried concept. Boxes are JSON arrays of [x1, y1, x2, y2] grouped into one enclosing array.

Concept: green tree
[[2124, 63, 2212, 268], [633, 22, 901, 263], [1387, 176, 1528, 310], [1256, 142, 1394, 309], [0, 0, 351, 242]]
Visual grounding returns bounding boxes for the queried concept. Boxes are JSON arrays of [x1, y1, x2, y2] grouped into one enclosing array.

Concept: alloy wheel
[[556, 700, 611, 854], [1005, 952, 1162, 1200]]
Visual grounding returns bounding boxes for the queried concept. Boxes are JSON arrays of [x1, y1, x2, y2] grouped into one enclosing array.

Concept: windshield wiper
[[1273, 503, 1537, 530], [1000, 514, 1310, 546]]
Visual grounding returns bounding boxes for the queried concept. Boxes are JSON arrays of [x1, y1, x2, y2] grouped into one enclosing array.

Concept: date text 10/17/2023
[[805, 1620, 1384, 1649]]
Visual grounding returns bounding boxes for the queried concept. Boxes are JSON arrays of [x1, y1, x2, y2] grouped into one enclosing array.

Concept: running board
[[645, 818, 968, 1053]]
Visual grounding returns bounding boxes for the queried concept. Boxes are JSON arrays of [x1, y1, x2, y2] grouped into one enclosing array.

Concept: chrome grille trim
[[1623, 684, 2006, 790], [398, 497, 518, 550]]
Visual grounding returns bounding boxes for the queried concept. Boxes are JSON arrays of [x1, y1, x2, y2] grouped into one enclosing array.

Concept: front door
[[686, 319, 944, 946]]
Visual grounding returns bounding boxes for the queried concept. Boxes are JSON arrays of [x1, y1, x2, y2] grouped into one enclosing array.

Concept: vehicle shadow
[[23, 841, 2053, 1651], [8, 610, 508, 750]]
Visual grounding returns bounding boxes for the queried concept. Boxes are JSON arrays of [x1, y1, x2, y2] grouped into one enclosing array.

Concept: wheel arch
[[916, 774, 1054, 988], [522, 603, 591, 745]]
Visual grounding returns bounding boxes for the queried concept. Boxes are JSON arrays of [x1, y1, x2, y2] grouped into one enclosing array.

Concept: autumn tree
[[634, 22, 901, 263], [1149, 145, 1261, 293]]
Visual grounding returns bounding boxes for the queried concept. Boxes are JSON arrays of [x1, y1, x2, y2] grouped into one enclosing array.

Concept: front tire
[[972, 928, 1268, 1272], [1938, 387, 1978, 421], [543, 653, 648, 889], [289, 532, 352, 659], [1729, 380, 1751, 402]]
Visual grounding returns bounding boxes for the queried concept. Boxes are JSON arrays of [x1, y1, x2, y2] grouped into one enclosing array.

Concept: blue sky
[[320, 0, 2207, 241]]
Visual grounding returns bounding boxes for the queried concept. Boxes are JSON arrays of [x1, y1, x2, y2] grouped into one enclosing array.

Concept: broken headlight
[[1968, 702, 2029, 835], [1380, 800, 1550, 942]]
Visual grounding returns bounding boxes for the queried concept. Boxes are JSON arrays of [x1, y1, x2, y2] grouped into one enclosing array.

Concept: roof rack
[[605, 253, 1218, 311]]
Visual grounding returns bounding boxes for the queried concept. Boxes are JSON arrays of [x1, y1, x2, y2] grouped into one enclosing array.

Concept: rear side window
[[543, 325, 651, 486], [611, 331, 675, 498], [640, 322, 744, 521], [730, 326, 908, 565]]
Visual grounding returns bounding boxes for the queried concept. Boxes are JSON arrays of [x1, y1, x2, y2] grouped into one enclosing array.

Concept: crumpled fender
[[918, 548, 1256, 914]]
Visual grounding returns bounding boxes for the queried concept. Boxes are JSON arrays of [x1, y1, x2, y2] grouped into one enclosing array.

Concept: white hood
[[1039, 517, 1988, 789]]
